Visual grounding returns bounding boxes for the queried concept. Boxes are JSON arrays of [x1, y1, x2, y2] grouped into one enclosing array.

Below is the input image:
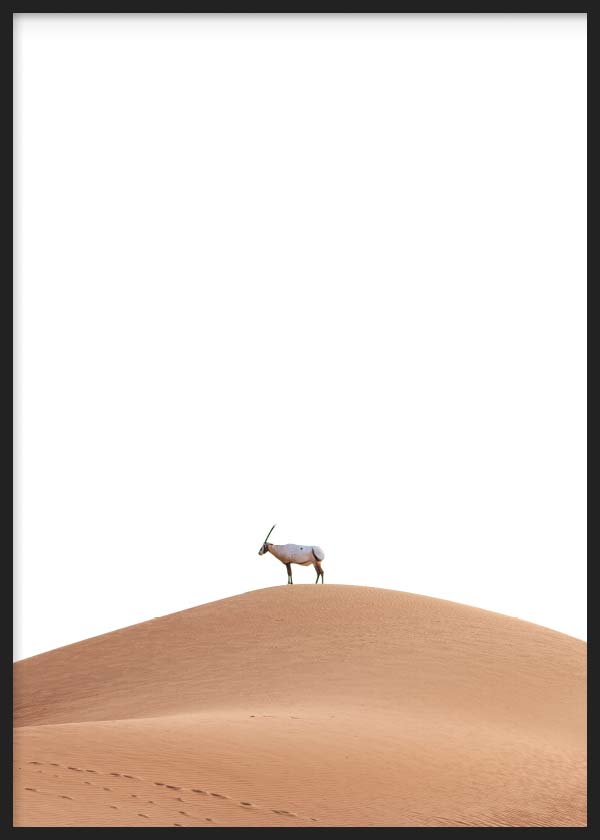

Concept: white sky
[[14, 14, 587, 660]]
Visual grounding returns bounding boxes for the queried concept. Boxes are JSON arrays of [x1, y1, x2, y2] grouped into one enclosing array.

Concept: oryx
[[258, 524, 325, 584]]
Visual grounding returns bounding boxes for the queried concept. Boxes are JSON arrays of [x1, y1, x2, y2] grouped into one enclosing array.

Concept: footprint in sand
[[138, 813, 149, 819], [273, 809, 296, 816], [67, 766, 83, 772], [240, 802, 254, 807], [154, 782, 165, 787], [59, 795, 74, 800], [109, 772, 121, 777], [25, 787, 37, 792], [210, 792, 228, 799], [109, 805, 118, 810], [165, 784, 181, 790], [179, 811, 190, 816], [50, 763, 60, 767], [103, 787, 111, 792], [191, 789, 207, 795]]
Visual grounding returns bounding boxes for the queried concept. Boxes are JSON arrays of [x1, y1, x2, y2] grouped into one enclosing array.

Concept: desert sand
[[14, 585, 586, 826]]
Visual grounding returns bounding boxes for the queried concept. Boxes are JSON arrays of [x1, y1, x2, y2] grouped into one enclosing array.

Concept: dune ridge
[[14, 585, 586, 826]]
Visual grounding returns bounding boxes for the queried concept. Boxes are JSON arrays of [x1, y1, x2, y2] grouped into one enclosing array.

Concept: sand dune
[[13, 585, 586, 826]]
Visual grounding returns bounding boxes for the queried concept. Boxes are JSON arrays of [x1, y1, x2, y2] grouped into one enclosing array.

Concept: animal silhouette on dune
[[258, 525, 325, 584]]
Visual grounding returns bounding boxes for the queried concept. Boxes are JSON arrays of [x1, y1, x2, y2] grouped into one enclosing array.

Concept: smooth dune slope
[[14, 585, 586, 826]]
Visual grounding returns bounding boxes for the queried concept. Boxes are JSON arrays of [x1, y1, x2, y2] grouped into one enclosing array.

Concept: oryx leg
[[286, 563, 293, 584], [315, 561, 324, 583]]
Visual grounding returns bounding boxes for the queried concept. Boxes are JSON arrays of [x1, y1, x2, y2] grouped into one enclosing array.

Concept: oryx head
[[258, 524, 276, 555]]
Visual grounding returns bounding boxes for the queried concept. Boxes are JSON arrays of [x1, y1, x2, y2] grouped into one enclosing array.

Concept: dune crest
[[14, 585, 586, 826]]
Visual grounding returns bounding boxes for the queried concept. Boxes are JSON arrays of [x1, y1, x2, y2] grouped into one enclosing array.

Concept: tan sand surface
[[13, 585, 586, 826]]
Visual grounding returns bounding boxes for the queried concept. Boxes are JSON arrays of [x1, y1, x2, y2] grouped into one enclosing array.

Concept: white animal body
[[258, 525, 325, 583]]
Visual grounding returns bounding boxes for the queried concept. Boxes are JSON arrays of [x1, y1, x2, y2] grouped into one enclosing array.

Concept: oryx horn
[[263, 524, 276, 544]]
